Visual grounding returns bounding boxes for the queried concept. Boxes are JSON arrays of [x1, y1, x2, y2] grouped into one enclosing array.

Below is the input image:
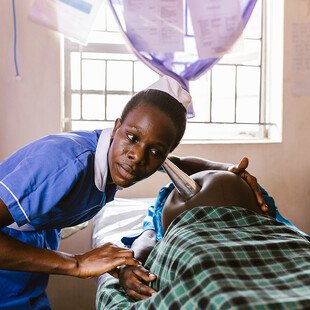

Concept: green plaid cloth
[[96, 206, 310, 309]]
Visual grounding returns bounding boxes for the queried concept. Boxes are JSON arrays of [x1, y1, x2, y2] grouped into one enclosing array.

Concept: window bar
[[104, 60, 108, 121], [104, 2, 108, 32], [64, 42, 72, 131], [187, 120, 275, 125], [209, 69, 213, 123], [234, 65, 238, 124], [259, 0, 266, 126], [103, 2, 108, 122], [79, 47, 83, 121], [131, 60, 135, 95], [185, 0, 189, 36]]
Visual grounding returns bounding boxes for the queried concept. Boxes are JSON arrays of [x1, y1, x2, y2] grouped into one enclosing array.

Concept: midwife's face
[[108, 103, 178, 188]]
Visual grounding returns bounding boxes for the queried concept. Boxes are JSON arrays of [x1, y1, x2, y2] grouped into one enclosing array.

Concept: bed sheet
[[92, 197, 156, 249]]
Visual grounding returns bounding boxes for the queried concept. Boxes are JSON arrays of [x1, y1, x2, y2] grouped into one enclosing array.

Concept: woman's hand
[[119, 265, 157, 300], [228, 157, 268, 213], [73, 242, 141, 279]]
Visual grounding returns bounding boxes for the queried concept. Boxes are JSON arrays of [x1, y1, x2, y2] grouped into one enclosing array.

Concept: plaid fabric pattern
[[97, 206, 310, 309]]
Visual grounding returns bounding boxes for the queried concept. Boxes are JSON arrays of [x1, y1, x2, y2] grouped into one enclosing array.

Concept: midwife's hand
[[74, 242, 141, 279], [119, 265, 157, 300], [228, 157, 268, 213]]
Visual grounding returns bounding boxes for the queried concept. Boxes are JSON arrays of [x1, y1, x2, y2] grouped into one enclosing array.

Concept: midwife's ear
[[111, 118, 122, 139]]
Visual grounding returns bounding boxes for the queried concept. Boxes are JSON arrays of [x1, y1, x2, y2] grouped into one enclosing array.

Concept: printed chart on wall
[[123, 0, 184, 53], [29, 0, 104, 45], [291, 22, 310, 96], [188, 0, 243, 58], [122, 0, 244, 58]]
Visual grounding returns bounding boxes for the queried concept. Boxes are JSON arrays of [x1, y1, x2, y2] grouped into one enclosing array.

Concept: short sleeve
[[0, 153, 82, 226]]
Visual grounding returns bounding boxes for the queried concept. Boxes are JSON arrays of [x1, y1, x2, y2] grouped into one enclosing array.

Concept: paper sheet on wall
[[291, 22, 310, 96], [188, 0, 243, 58], [29, 0, 104, 45], [123, 0, 184, 53]]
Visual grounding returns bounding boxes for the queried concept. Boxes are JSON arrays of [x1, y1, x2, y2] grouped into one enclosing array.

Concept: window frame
[[62, 0, 283, 143]]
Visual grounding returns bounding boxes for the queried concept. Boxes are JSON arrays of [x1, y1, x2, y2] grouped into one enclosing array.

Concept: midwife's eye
[[127, 133, 138, 143]]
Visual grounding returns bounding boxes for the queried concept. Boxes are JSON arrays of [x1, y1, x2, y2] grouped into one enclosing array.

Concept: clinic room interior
[[0, 0, 309, 309]]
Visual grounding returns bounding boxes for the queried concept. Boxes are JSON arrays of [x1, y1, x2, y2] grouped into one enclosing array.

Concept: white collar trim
[[94, 128, 113, 192]]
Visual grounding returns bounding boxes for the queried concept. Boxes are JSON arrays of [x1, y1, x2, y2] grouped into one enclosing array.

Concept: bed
[[93, 199, 310, 309], [92, 197, 156, 248]]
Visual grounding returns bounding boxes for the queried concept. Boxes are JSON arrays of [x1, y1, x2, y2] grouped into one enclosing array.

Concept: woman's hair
[[121, 89, 187, 151]]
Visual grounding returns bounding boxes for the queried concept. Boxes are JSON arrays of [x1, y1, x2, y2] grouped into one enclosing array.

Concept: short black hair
[[121, 89, 187, 151]]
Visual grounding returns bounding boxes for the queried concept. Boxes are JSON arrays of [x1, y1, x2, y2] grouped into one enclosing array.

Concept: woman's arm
[[131, 229, 157, 264], [168, 155, 230, 175], [0, 199, 140, 278], [118, 229, 157, 300]]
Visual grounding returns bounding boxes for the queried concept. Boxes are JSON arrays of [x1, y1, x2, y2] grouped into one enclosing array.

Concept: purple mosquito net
[[107, 0, 257, 117]]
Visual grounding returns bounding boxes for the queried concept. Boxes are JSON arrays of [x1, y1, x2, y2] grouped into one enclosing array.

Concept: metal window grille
[[64, 0, 274, 141]]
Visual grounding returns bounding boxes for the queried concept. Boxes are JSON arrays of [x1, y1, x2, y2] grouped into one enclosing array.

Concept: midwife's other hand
[[228, 157, 268, 213], [73, 242, 141, 279], [119, 265, 157, 300]]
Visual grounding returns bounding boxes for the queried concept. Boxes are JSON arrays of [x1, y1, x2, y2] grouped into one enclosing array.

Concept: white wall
[[0, 0, 62, 157], [0, 0, 309, 309]]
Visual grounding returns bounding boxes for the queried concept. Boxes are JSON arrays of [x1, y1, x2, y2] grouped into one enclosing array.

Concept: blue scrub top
[[0, 130, 117, 309]]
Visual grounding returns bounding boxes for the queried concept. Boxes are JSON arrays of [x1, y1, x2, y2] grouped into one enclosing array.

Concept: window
[[63, 0, 283, 142]]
